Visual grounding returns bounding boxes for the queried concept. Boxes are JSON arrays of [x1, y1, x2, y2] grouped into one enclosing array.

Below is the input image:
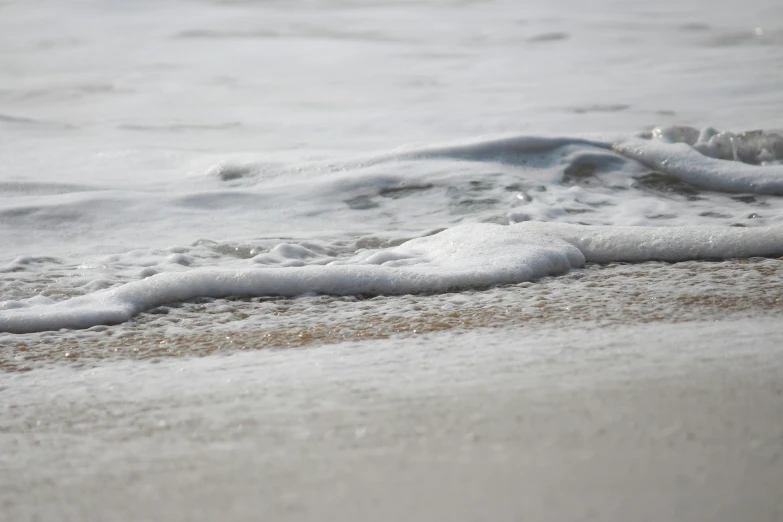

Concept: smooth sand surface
[[3, 316, 783, 522]]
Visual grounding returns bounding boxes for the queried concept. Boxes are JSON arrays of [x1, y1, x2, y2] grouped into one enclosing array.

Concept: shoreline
[[3, 256, 781, 372]]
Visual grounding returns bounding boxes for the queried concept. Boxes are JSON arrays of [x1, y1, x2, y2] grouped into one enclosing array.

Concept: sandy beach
[[3, 259, 783, 522]]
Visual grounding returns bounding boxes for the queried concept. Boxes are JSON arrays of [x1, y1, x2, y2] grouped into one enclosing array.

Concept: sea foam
[[614, 138, 783, 195], [1, 222, 781, 334]]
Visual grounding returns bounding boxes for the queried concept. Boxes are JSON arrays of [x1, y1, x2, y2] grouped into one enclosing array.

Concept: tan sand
[[2, 318, 783, 521], [1, 259, 782, 521]]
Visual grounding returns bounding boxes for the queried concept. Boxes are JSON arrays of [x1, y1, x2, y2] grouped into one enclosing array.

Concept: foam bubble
[[2, 222, 781, 334]]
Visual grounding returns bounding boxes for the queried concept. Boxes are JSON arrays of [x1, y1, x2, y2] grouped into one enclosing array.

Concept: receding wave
[[2, 222, 781, 334]]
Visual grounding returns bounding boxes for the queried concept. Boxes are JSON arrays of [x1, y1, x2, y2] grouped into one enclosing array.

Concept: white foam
[[614, 134, 783, 195], [2, 222, 781, 334], [533, 222, 783, 263]]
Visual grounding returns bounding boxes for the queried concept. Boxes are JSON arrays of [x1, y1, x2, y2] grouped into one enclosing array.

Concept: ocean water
[[1, 0, 783, 342]]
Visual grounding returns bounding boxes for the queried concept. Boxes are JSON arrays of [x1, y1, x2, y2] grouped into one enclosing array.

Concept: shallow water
[[1, 0, 783, 343]]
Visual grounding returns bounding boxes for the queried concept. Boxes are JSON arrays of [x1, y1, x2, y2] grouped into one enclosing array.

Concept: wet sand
[[3, 317, 783, 522], [3, 257, 782, 371], [2, 259, 783, 521]]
